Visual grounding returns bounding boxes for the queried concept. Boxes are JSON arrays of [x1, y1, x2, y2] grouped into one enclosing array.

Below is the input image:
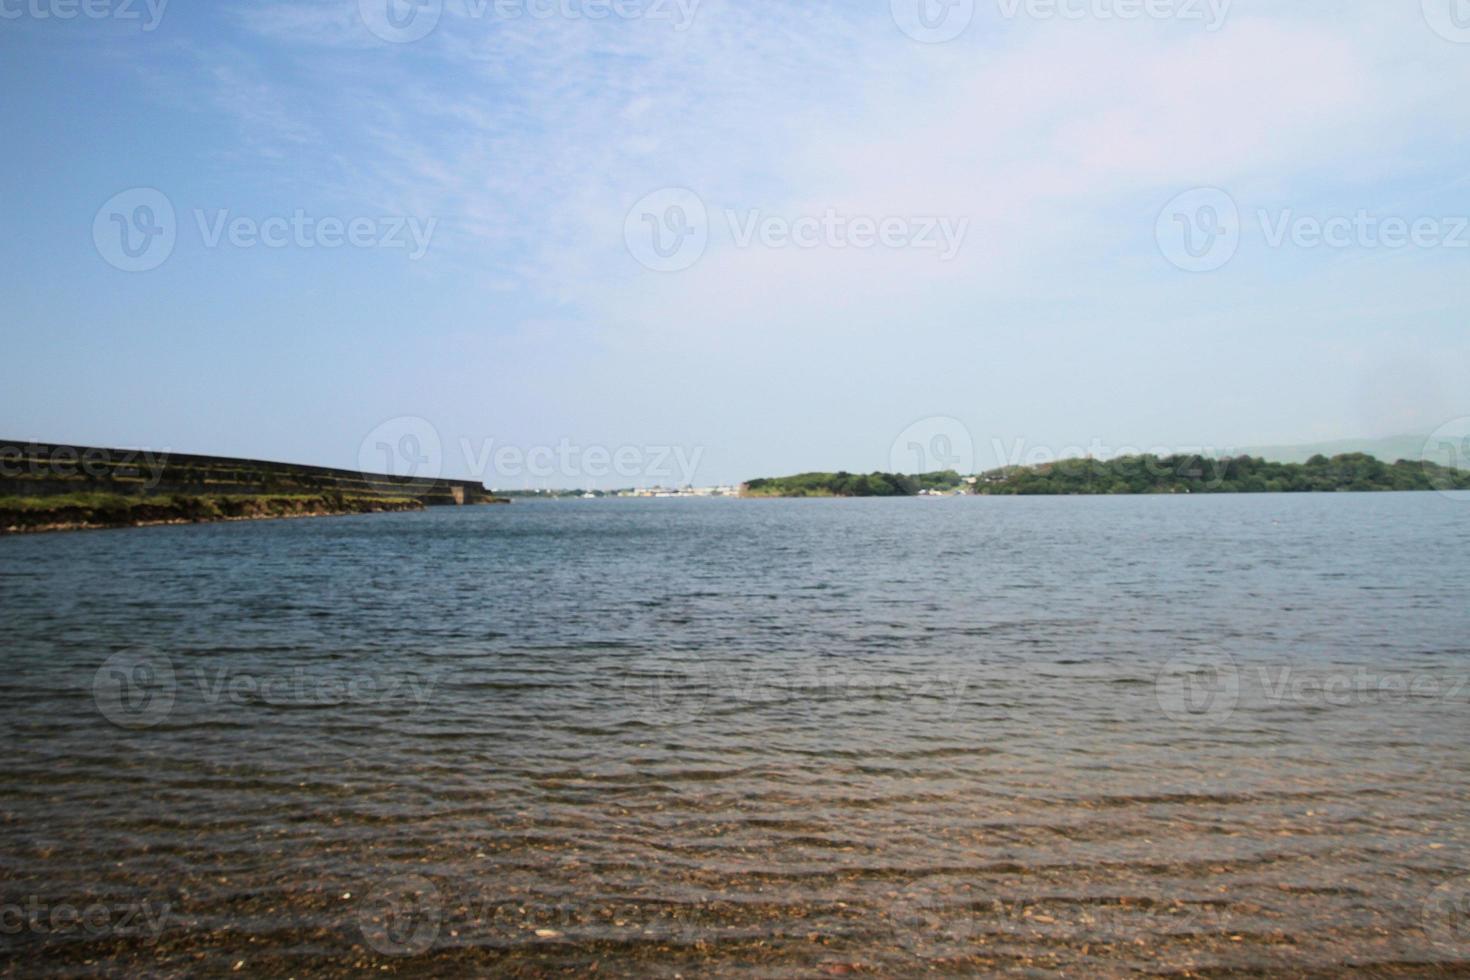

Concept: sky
[[3, 0, 1469, 488]]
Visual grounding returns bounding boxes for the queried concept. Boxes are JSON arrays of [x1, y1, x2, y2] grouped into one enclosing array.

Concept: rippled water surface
[[3, 494, 1469, 976]]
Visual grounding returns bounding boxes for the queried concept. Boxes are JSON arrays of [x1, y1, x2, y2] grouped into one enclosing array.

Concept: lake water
[[2, 494, 1469, 976]]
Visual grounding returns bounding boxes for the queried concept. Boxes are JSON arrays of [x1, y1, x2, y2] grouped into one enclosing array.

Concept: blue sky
[[3, 0, 1469, 487]]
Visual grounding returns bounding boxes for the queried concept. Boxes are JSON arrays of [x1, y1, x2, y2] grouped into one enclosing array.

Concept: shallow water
[[2, 494, 1469, 976]]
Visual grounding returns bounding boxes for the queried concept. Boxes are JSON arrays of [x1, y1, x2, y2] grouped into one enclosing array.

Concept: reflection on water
[[2, 494, 1469, 975]]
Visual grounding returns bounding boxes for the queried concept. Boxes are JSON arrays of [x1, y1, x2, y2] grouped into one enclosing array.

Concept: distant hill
[[1234, 434, 1432, 466]]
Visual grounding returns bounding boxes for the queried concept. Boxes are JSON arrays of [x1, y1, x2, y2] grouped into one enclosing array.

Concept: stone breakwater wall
[[0, 441, 498, 505]]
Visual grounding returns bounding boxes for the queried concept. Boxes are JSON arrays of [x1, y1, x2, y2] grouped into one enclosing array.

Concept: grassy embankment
[[0, 492, 425, 533]]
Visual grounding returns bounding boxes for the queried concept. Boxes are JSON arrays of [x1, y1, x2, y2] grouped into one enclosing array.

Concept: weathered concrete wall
[[0, 441, 497, 505]]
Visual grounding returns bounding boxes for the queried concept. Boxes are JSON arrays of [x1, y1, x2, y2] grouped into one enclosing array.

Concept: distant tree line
[[972, 453, 1470, 495], [740, 455, 1470, 497], [742, 470, 964, 497]]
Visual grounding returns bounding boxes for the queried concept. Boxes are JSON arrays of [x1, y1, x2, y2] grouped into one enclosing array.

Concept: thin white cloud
[[169, 0, 1470, 471]]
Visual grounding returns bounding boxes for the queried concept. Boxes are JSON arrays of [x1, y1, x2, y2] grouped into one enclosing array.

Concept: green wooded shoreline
[[741, 452, 1470, 497]]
